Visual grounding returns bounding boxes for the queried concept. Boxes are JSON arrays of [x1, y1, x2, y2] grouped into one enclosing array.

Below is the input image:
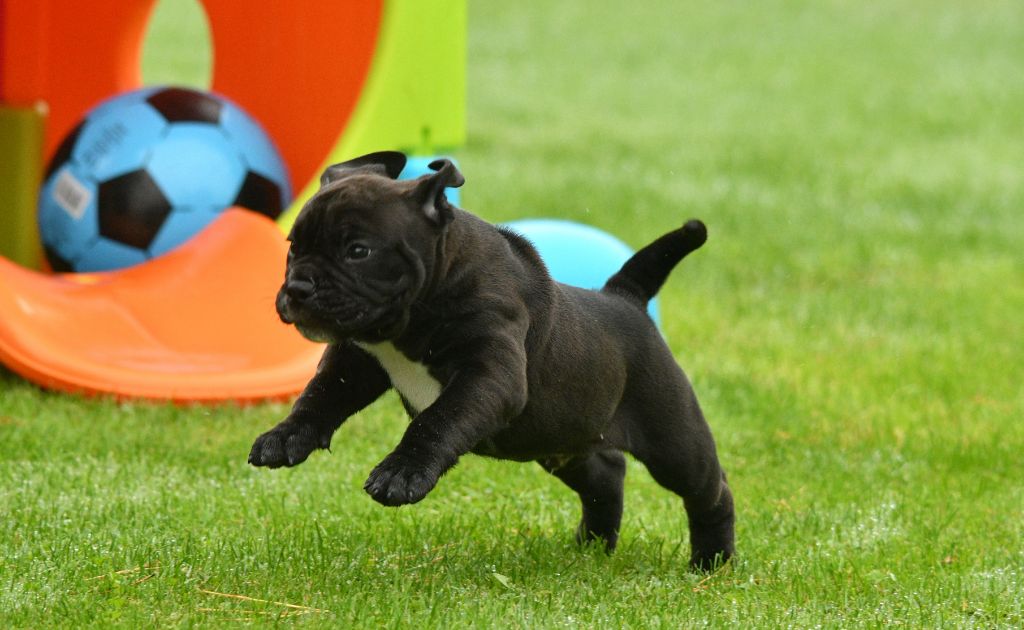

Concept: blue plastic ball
[[502, 219, 661, 326], [38, 86, 291, 272]]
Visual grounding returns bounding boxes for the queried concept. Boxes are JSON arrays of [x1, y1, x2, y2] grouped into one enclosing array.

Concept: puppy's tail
[[602, 219, 707, 307]]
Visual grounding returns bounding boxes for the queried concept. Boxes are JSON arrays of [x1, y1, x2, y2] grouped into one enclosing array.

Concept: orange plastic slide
[[0, 209, 324, 403]]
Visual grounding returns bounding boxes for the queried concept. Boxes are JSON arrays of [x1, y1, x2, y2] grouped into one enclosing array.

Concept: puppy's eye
[[345, 244, 371, 260]]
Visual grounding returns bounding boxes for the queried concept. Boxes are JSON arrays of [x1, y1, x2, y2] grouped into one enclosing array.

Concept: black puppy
[[249, 151, 734, 569]]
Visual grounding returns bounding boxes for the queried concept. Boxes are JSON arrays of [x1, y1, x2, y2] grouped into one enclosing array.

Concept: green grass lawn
[[3, 0, 1023, 626]]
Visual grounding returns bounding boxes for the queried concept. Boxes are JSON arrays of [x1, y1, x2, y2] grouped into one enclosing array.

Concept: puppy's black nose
[[285, 278, 316, 301]]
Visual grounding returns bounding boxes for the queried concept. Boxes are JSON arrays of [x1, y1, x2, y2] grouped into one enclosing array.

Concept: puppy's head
[[277, 151, 465, 344]]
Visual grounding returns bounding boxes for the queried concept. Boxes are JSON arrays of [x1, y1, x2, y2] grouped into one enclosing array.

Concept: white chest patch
[[355, 342, 442, 413]]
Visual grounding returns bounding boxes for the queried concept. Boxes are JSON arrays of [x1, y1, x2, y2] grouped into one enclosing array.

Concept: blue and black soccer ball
[[38, 86, 291, 272]]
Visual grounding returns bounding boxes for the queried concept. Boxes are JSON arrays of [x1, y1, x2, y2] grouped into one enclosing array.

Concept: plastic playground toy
[[0, 209, 322, 402], [0, 0, 466, 402]]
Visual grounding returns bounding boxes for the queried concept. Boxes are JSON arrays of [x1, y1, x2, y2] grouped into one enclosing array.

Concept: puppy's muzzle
[[277, 276, 316, 325], [284, 278, 316, 301]]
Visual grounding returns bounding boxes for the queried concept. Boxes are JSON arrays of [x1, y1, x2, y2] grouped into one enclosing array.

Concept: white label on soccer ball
[[52, 170, 92, 220]]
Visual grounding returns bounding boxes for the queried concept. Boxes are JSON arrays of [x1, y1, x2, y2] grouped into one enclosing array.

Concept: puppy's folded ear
[[414, 159, 465, 227], [320, 151, 408, 187]]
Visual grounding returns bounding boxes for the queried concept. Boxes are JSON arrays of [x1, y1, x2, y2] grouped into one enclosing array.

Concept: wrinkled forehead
[[290, 175, 417, 242], [317, 173, 417, 208]]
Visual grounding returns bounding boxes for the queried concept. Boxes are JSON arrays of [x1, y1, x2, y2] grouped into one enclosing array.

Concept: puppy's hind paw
[[364, 452, 440, 506], [248, 422, 330, 468]]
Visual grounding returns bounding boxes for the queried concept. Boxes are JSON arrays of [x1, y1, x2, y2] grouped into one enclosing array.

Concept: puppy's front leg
[[249, 343, 391, 468], [364, 344, 527, 506]]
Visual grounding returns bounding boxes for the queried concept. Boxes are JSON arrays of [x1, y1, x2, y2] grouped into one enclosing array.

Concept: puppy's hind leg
[[629, 405, 735, 571], [539, 450, 626, 551]]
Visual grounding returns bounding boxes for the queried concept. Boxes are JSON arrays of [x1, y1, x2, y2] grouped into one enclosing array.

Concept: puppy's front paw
[[248, 422, 331, 468], [364, 452, 440, 506]]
